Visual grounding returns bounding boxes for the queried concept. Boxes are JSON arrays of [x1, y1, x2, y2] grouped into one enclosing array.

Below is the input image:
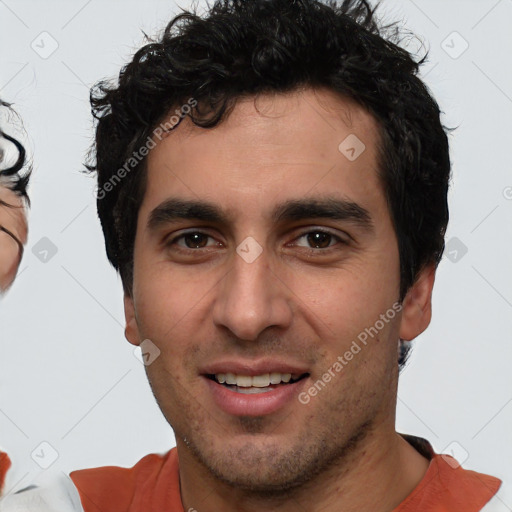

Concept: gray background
[[0, 0, 511, 497]]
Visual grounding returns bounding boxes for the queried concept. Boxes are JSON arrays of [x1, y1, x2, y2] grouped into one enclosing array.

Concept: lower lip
[[203, 376, 308, 417]]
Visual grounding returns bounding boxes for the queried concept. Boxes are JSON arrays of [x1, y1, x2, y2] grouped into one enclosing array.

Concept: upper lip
[[200, 359, 310, 376]]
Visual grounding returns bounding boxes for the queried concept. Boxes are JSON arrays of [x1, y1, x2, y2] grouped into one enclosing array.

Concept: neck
[[178, 429, 430, 512]]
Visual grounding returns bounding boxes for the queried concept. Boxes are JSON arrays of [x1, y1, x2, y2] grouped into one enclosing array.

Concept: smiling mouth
[[206, 372, 309, 394]]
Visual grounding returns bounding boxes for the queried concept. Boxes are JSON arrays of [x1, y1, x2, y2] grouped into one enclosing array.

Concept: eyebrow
[[148, 199, 227, 231], [272, 198, 373, 230], [147, 197, 373, 232]]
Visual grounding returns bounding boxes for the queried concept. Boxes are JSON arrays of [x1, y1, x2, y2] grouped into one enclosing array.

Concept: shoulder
[[70, 450, 172, 482], [431, 454, 502, 510], [70, 449, 174, 488], [398, 435, 504, 512], [432, 454, 507, 512], [69, 449, 178, 512], [0, 450, 179, 512]]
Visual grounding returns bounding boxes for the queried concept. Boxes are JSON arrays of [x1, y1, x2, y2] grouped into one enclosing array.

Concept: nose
[[212, 243, 293, 341]]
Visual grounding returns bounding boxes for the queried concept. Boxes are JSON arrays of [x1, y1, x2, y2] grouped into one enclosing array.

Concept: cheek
[[290, 265, 402, 375], [133, 242, 203, 333], [294, 262, 397, 325], [132, 264, 213, 374], [0, 235, 20, 290], [135, 283, 200, 359]]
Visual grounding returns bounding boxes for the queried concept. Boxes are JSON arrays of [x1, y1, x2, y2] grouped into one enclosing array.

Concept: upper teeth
[[215, 372, 293, 387]]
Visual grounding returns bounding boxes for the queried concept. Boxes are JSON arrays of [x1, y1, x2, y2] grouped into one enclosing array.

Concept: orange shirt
[[69, 437, 501, 512], [395, 454, 501, 511]]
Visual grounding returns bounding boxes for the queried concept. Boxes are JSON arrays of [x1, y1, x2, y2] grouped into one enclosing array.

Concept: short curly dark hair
[[0, 100, 31, 206], [89, 0, 450, 316]]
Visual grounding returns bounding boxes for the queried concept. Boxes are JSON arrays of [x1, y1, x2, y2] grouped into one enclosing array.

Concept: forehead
[[142, 88, 384, 219]]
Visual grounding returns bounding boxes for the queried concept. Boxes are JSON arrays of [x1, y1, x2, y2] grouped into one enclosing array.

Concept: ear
[[399, 264, 436, 341], [124, 293, 141, 346]]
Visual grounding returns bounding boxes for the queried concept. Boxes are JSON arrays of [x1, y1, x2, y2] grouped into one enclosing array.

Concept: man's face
[[0, 187, 27, 292], [125, 88, 426, 491]]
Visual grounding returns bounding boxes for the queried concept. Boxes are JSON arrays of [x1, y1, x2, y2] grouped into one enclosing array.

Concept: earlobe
[[124, 294, 141, 346], [399, 265, 436, 341]]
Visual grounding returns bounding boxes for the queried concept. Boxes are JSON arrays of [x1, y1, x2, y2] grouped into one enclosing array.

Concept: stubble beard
[[177, 414, 375, 499]]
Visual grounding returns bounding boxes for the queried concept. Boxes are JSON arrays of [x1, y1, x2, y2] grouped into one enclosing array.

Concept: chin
[[209, 456, 313, 494], [184, 434, 333, 495]]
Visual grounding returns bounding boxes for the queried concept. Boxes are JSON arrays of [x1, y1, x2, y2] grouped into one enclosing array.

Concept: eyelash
[[167, 231, 221, 251], [166, 228, 348, 253], [292, 230, 345, 250]]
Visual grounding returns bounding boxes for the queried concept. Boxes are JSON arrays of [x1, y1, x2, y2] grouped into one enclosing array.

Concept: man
[[0, 114, 29, 294], [1, 0, 508, 510], [0, 105, 86, 511], [0, 100, 30, 495]]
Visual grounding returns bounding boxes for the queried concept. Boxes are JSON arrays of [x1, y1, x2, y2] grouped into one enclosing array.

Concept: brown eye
[[306, 231, 333, 249], [181, 232, 210, 248]]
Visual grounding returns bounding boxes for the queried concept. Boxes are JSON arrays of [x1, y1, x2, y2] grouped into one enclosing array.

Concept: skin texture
[[124, 88, 435, 511], [0, 186, 27, 292]]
